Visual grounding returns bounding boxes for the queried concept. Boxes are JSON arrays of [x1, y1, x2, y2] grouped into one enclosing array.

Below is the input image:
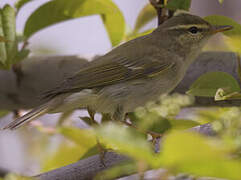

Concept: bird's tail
[[2, 103, 50, 130]]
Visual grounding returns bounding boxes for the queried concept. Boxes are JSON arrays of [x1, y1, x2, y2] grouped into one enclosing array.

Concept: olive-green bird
[[3, 12, 232, 130]]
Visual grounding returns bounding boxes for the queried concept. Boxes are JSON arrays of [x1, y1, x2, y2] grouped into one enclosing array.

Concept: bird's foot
[[148, 131, 162, 153], [96, 140, 107, 167]]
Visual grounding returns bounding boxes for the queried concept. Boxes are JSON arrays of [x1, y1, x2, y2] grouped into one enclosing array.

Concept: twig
[[149, 0, 174, 25], [0, 167, 9, 178], [34, 151, 130, 180]]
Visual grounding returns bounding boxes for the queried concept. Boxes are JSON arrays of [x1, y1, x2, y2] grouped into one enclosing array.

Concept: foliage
[[41, 142, 86, 172], [134, 4, 156, 33], [0, 0, 241, 179], [166, 0, 191, 11], [23, 0, 125, 47], [3, 174, 33, 180], [15, 0, 34, 12], [0, 111, 9, 118], [187, 71, 240, 97], [205, 15, 241, 54], [130, 94, 196, 133], [161, 131, 241, 180]]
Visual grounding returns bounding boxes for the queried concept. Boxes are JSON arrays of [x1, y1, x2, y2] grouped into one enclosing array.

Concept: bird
[[3, 12, 232, 130]]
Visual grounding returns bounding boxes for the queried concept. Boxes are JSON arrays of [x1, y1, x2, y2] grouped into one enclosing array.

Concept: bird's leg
[[57, 110, 73, 126], [149, 131, 162, 152], [87, 107, 107, 166], [87, 108, 96, 124], [123, 119, 162, 142], [113, 108, 162, 152], [112, 105, 125, 122], [13, 109, 22, 118], [123, 114, 162, 150]]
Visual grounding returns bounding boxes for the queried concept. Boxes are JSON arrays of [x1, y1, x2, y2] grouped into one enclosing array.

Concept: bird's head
[[156, 12, 232, 52]]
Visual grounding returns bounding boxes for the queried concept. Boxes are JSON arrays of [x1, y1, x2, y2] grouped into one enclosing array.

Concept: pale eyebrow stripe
[[167, 24, 209, 30]]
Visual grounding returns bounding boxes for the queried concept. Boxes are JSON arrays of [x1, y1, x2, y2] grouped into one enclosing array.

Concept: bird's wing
[[44, 54, 175, 98]]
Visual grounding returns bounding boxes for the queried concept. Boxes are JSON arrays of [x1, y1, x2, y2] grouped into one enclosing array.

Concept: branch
[[34, 123, 215, 180], [149, 0, 175, 25], [0, 167, 9, 178], [35, 151, 129, 180], [0, 56, 88, 110]]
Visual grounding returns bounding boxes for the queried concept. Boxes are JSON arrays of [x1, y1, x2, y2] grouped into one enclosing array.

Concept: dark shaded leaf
[[143, 116, 171, 134], [0, 111, 9, 118], [14, 49, 30, 64], [79, 116, 92, 125], [169, 119, 200, 130], [166, 0, 192, 11]]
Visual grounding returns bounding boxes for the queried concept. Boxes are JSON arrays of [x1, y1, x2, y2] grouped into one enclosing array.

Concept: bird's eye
[[188, 26, 198, 34]]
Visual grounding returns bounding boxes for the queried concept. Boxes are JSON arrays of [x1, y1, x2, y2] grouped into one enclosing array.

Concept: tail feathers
[[2, 103, 50, 130]]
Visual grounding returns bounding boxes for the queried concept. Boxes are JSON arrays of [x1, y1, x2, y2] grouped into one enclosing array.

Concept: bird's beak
[[211, 25, 233, 34]]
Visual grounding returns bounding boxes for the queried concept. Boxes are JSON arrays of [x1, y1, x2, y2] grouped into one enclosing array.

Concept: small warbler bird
[[3, 12, 232, 130]]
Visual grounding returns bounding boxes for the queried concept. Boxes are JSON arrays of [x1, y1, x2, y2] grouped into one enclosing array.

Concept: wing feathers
[[44, 54, 174, 98]]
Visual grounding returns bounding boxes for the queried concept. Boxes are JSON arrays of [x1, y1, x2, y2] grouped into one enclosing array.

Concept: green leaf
[[126, 28, 154, 41], [45, 127, 99, 171], [79, 144, 99, 160], [2, 5, 18, 68], [134, 111, 171, 133], [58, 127, 96, 149], [4, 173, 34, 180], [96, 123, 157, 166], [218, 0, 224, 4], [166, 0, 192, 11], [134, 4, 156, 33], [95, 162, 137, 180], [204, 15, 241, 54], [23, 0, 125, 46], [187, 71, 240, 97], [169, 119, 200, 130], [15, 0, 34, 11], [205, 15, 241, 37], [146, 117, 171, 134], [13, 49, 30, 64], [41, 143, 86, 172], [0, 110, 9, 118], [161, 131, 241, 180]]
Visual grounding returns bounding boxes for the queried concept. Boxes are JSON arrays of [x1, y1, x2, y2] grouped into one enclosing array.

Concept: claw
[[96, 140, 107, 167]]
